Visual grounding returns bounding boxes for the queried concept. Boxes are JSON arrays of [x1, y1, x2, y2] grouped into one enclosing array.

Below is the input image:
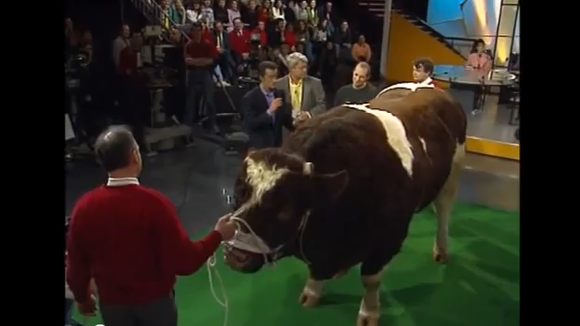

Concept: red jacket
[[66, 182, 223, 305], [283, 31, 296, 47], [252, 28, 267, 47], [228, 28, 251, 55]]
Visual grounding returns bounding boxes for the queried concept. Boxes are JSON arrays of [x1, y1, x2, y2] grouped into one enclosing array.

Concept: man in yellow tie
[[275, 52, 327, 127]]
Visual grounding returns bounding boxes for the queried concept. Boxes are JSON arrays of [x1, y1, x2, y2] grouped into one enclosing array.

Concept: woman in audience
[[201, 0, 215, 28], [295, 20, 313, 60], [320, 18, 334, 40], [258, 0, 273, 24], [306, 0, 319, 29], [173, 0, 187, 24], [466, 38, 492, 74], [285, 0, 298, 23], [351, 34, 371, 63], [214, 0, 229, 25], [186, 1, 202, 23], [228, 0, 242, 32], [311, 20, 326, 57], [334, 20, 353, 58], [284, 22, 297, 50], [295, 0, 309, 21], [272, 0, 285, 21]]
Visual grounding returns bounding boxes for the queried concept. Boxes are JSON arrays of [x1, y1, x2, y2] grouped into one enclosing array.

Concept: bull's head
[[224, 148, 348, 273]]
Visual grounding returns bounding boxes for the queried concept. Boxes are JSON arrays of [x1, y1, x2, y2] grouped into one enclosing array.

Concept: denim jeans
[[184, 69, 216, 127]]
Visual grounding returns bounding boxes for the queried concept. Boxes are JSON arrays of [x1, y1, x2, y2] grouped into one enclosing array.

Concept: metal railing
[[129, 0, 191, 42]]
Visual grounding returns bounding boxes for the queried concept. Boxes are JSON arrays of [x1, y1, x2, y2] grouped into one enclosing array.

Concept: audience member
[[295, 20, 313, 60], [319, 1, 337, 26], [211, 21, 235, 84], [275, 52, 326, 125], [66, 125, 236, 326], [306, 0, 319, 28], [214, 0, 230, 25], [112, 24, 130, 68], [334, 20, 353, 57], [184, 23, 220, 134], [268, 18, 286, 48], [284, 22, 297, 49], [243, 0, 259, 28], [284, 0, 298, 23], [227, 0, 242, 32], [334, 62, 377, 106], [259, 0, 273, 25], [243, 61, 295, 149], [172, 0, 187, 24], [412, 57, 436, 86], [228, 17, 251, 65], [466, 38, 492, 74], [351, 34, 371, 63], [186, 1, 202, 23], [295, 1, 309, 21], [272, 0, 285, 21], [253, 21, 268, 47], [201, 0, 215, 28], [159, 0, 172, 29]]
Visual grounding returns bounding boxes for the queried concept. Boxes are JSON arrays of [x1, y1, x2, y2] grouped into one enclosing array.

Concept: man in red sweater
[[66, 125, 236, 326], [228, 17, 251, 65]]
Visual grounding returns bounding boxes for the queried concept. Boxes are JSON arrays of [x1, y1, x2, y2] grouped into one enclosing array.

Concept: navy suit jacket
[[242, 87, 295, 149]]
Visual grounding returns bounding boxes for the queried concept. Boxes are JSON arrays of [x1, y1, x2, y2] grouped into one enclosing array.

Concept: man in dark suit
[[210, 21, 235, 83], [242, 61, 295, 150]]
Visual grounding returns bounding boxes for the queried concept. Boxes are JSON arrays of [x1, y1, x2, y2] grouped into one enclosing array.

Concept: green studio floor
[[74, 202, 520, 326]]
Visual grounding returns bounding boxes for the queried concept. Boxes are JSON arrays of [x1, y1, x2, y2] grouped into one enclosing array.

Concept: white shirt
[[112, 36, 130, 67], [186, 9, 201, 23]]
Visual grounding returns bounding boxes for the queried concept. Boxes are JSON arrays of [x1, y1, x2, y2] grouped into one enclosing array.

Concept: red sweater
[[228, 28, 251, 55], [66, 183, 223, 305]]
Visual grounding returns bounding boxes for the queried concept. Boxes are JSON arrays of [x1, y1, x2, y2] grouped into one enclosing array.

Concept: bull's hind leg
[[298, 277, 325, 308], [432, 143, 465, 263]]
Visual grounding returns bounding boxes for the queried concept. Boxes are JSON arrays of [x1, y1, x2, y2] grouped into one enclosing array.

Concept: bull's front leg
[[357, 271, 384, 326], [298, 277, 325, 308]]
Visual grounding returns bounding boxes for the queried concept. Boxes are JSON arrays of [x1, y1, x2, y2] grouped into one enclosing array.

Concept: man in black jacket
[[242, 61, 295, 150]]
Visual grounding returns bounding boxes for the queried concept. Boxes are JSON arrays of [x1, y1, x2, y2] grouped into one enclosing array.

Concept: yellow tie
[[291, 87, 300, 112]]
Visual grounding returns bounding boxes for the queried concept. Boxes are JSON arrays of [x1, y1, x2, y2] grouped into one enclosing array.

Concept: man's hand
[[77, 294, 97, 316], [293, 111, 310, 126], [217, 46, 224, 53], [215, 214, 236, 241], [267, 98, 283, 115]]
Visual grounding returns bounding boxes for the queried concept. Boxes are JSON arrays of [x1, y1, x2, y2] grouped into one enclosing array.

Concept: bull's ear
[[313, 170, 349, 203]]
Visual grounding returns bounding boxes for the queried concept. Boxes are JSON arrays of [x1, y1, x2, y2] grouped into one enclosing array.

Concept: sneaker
[[221, 81, 231, 87]]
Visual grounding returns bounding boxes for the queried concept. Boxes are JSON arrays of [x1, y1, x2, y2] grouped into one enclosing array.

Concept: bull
[[224, 83, 467, 326]]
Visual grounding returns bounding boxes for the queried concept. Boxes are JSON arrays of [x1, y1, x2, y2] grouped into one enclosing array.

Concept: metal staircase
[[128, 0, 190, 41], [357, 0, 470, 59]]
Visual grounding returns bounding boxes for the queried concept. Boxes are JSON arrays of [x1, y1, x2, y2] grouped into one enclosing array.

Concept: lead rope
[[206, 213, 312, 326]]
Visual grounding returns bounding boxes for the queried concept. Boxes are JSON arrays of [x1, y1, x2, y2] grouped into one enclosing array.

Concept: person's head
[[258, 21, 265, 31], [258, 61, 279, 89], [233, 17, 243, 30], [340, 20, 348, 31], [274, 0, 282, 8], [309, 0, 316, 8], [218, 0, 226, 7], [276, 18, 285, 29], [120, 24, 130, 38], [248, 0, 257, 9], [300, 0, 307, 8], [352, 62, 371, 88], [94, 125, 142, 176], [296, 42, 305, 54], [412, 57, 434, 82], [472, 39, 486, 54], [358, 34, 366, 44], [203, 0, 211, 7], [200, 18, 208, 30], [174, 0, 185, 10], [130, 32, 143, 49], [325, 1, 332, 10], [287, 52, 308, 80], [298, 20, 307, 31], [286, 22, 294, 32], [281, 43, 290, 55], [215, 21, 223, 31], [231, 0, 238, 10], [169, 28, 182, 44], [263, 0, 271, 8], [193, 1, 201, 10], [320, 19, 328, 28], [160, 0, 168, 9], [272, 47, 281, 57], [325, 41, 334, 50], [190, 22, 203, 41]]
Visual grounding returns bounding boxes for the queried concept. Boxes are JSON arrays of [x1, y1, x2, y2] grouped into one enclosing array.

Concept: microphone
[[273, 88, 284, 100]]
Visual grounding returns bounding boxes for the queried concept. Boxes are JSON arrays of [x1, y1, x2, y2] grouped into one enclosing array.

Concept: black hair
[[190, 22, 203, 30], [470, 38, 486, 53], [413, 57, 434, 76], [258, 61, 278, 77], [233, 17, 242, 24], [94, 125, 137, 172]]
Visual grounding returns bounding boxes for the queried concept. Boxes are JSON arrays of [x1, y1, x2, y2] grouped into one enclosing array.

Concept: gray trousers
[[100, 292, 177, 326]]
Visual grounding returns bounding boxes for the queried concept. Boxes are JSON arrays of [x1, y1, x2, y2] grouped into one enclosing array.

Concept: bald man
[[334, 62, 377, 106]]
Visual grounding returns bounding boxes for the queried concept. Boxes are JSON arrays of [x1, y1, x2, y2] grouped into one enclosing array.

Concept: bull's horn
[[303, 162, 314, 175]]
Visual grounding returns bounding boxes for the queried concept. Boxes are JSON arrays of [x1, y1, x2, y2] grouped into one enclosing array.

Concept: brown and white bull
[[224, 83, 467, 326]]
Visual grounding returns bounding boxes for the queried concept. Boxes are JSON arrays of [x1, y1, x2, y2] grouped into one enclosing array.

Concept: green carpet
[[75, 202, 519, 326]]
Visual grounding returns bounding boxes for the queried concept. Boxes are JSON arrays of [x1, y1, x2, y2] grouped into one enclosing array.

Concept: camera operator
[[184, 22, 220, 134]]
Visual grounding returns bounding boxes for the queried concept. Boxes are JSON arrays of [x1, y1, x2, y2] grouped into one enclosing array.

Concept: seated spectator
[[295, 20, 313, 60], [271, 47, 289, 76], [228, 17, 251, 64], [186, 1, 202, 23], [319, 1, 337, 26], [268, 18, 286, 48], [284, 0, 298, 23], [466, 38, 492, 74], [351, 34, 371, 63], [112, 24, 131, 69], [258, 0, 273, 24], [214, 0, 229, 25], [306, 0, 319, 28], [211, 21, 236, 84], [201, 0, 215, 28], [227, 0, 242, 32], [316, 41, 337, 89], [295, 0, 309, 21], [243, 0, 259, 28], [284, 22, 297, 50], [334, 20, 353, 57], [253, 21, 268, 47], [320, 18, 335, 40], [172, 0, 187, 25], [334, 62, 377, 106], [272, 0, 285, 21], [159, 0, 171, 29], [412, 57, 437, 86], [199, 19, 212, 42]]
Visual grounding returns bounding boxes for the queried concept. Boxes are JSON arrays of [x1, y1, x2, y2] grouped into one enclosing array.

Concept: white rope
[[206, 253, 229, 326]]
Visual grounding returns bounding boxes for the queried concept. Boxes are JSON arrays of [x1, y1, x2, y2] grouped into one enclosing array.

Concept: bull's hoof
[[298, 291, 320, 308], [356, 314, 379, 326], [432, 247, 450, 263]]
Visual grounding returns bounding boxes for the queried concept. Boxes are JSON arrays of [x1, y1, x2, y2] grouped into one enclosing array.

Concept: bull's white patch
[[375, 82, 434, 97], [344, 104, 414, 177], [359, 264, 389, 319], [245, 157, 289, 204]]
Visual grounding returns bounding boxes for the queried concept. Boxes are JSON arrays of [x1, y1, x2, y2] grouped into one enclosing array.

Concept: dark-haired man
[[66, 125, 236, 326], [412, 57, 437, 86], [242, 61, 295, 150], [334, 61, 377, 106]]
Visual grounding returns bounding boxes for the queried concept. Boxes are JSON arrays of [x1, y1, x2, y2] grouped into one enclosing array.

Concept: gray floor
[[449, 88, 519, 143], [65, 140, 519, 236]]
